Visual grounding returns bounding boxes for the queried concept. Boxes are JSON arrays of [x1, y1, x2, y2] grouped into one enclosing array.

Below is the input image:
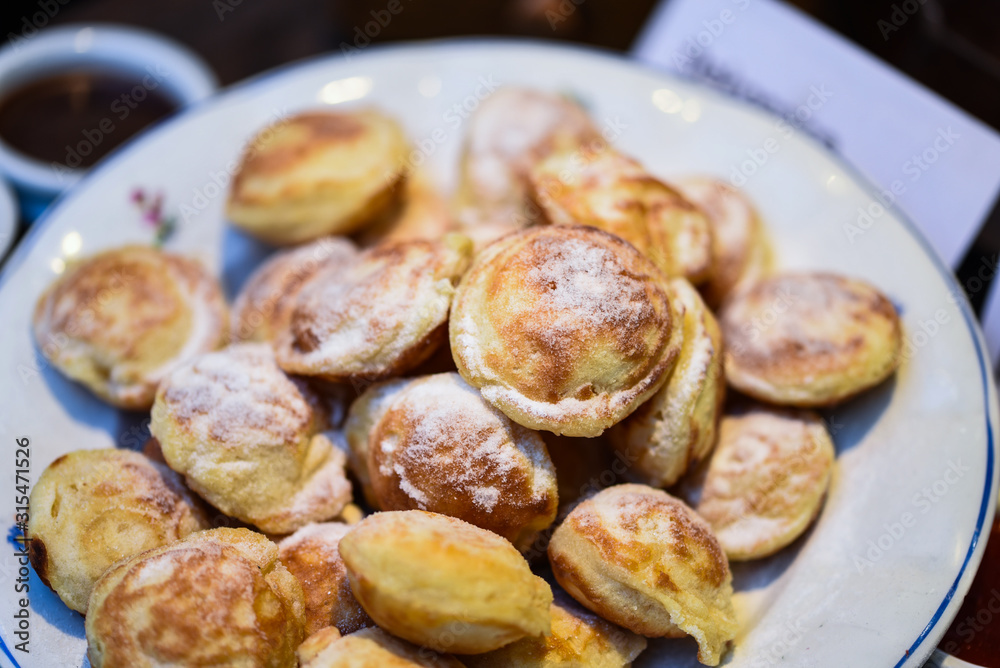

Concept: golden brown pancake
[[698, 408, 835, 560], [85, 527, 305, 667], [297, 627, 342, 666], [720, 272, 902, 406], [366, 372, 559, 550], [32, 245, 228, 409], [548, 484, 737, 666], [339, 510, 553, 654], [463, 591, 647, 667], [150, 343, 352, 534], [26, 448, 209, 614], [227, 109, 410, 245], [354, 172, 455, 248], [343, 379, 412, 508], [275, 236, 472, 382], [529, 148, 714, 284], [673, 176, 771, 307], [454, 87, 600, 248], [298, 626, 467, 668], [609, 278, 725, 488], [277, 522, 373, 635], [450, 225, 681, 437], [231, 236, 357, 343]]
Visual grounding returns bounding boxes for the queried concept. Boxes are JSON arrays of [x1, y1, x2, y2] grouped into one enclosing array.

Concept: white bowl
[[0, 23, 217, 200]]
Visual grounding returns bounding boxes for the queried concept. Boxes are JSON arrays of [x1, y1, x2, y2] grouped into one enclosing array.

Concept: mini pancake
[[354, 173, 455, 248], [719, 272, 902, 406], [366, 372, 559, 551], [231, 236, 357, 343], [297, 626, 467, 668], [339, 510, 553, 654], [343, 379, 412, 508], [85, 528, 305, 668], [697, 408, 835, 560], [226, 109, 410, 245], [32, 245, 228, 409], [673, 176, 770, 307], [548, 484, 737, 666], [297, 627, 342, 666], [529, 148, 714, 284], [450, 225, 681, 437], [610, 278, 725, 488], [27, 448, 209, 614], [277, 522, 373, 635], [275, 236, 472, 382], [463, 591, 647, 667], [150, 343, 352, 534], [454, 87, 599, 248]]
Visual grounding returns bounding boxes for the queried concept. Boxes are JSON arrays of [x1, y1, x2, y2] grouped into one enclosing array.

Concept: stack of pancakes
[[28, 88, 902, 667]]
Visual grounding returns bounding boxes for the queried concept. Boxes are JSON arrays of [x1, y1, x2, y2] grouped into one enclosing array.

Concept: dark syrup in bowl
[[0, 68, 179, 170]]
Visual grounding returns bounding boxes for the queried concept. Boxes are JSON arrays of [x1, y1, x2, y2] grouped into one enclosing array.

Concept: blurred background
[[2, 0, 997, 130], [3, 0, 998, 295]]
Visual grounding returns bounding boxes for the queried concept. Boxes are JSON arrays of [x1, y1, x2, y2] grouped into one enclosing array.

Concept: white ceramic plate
[[0, 41, 995, 668]]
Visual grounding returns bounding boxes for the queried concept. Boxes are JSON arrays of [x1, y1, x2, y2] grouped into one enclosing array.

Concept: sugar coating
[[369, 373, 558, 549]]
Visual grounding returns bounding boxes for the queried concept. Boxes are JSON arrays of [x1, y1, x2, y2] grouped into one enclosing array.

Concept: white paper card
[[633, 0, 1000, 366]]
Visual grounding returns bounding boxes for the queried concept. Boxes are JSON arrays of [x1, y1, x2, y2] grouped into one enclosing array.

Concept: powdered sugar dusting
[[394, 462, 431, 508], [161, 343, 317, 447], [524, 235, 653, 333], [277, 241, 462, 378], [465, 87, 597, 204], [450, 227, 674, 437], [279, 521, 352, 556], [372, 373, 555, 516], [232, 236, 357, 342], [473, 487, 501, 512]]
